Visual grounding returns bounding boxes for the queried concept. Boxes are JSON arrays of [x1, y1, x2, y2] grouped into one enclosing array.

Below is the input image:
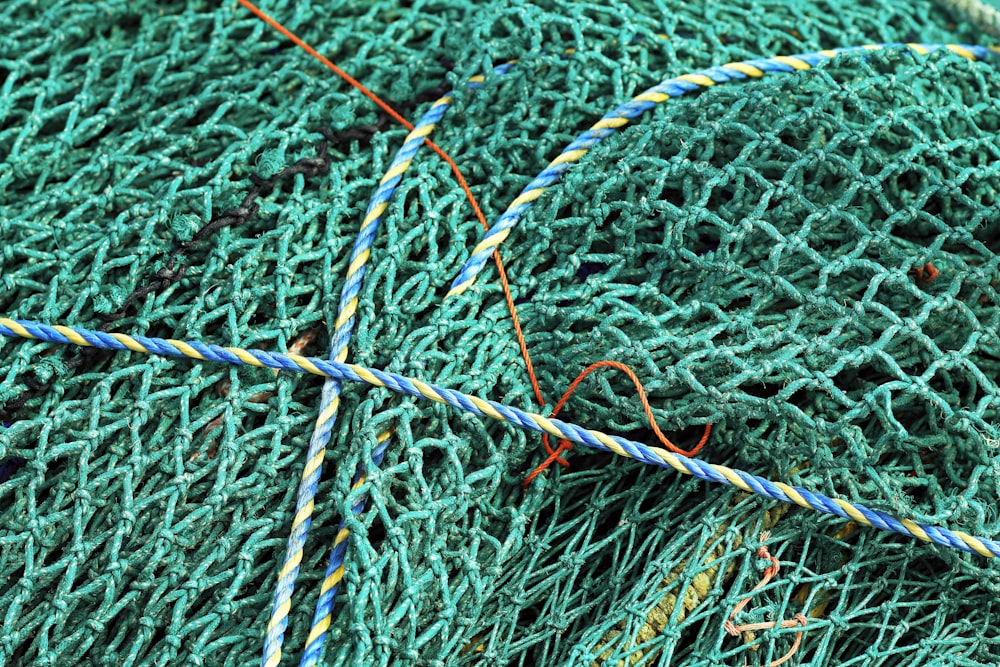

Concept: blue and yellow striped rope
[[2, 317, 998, 559], [259, 92, 443, 667], [298, 429, 391, 667], [446, 42, 1000, 297], [280, 64, 517, 667]]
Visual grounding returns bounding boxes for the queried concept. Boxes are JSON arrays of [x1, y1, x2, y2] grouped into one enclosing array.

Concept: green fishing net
[[2, 0, 1000, 665]]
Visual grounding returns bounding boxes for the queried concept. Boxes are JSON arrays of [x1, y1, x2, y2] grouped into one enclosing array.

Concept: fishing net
[[2, 0, 1000, 665]]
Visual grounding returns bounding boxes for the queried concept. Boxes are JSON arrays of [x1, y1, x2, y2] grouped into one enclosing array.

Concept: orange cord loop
[[524, 360, 712, 486]]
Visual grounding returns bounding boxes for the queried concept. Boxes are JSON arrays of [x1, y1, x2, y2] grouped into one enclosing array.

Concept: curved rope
[[7, 32, 1000, 665], [445, 42, 1000, 297], [2, 317, 999, 560], [290, 46, 1000, 663], [237, 8, 544, 665]]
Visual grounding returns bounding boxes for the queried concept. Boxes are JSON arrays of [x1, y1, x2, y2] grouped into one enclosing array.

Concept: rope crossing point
[[6, 12, 1000, 661], [259, 85, 490, 667], [3, 317, 1000, 560], [523, 360, 712, 487], [4, 2, 1000, 664]]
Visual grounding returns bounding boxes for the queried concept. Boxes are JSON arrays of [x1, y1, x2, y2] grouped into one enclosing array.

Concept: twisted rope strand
[[724, 536, 808, 667], [299, 429, 391, 667], [936, 0, 1000, 36], [446, 42, 1000, 297], [3, 317, 998, 560]]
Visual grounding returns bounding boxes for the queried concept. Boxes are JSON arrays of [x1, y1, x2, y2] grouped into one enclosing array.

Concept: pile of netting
[[2, 0, 1000, 665]]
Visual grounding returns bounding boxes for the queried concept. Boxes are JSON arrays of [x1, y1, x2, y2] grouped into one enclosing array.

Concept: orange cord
[[238, 1, 711, 486], [523, 361, 712, 486], [237, 0, 548, 415], [725, 537, 808, 667]]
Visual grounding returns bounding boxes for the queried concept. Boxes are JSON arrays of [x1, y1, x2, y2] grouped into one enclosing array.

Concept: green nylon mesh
[[2, 1, 1000, 665]]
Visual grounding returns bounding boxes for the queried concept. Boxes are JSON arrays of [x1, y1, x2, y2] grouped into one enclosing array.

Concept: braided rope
[[291, 65, 515, 667], [3, 317, 998, 560], [298, 430, 391, 667], [446, 42, 1000, 297], [936, 0, 1000, 36]]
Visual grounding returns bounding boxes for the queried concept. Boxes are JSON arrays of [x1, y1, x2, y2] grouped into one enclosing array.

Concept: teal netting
[[2, 1, 1000, 666]]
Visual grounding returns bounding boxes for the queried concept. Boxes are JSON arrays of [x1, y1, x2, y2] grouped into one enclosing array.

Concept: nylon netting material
[[1, 1, 1000, 665]]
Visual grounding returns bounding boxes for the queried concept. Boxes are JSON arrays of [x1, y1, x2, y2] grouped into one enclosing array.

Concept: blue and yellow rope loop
[[262, 64, 517, 667], [2, 317, 999, 559], [446, 42, 1000, 297]]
